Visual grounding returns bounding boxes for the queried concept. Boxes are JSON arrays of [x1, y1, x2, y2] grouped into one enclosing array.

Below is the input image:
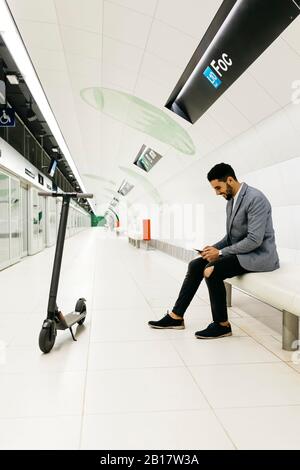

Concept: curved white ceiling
[[5, 0, 300, 211]]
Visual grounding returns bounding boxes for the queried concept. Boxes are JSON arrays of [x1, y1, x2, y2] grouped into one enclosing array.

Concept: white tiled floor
[[1, 228, 300, 450]]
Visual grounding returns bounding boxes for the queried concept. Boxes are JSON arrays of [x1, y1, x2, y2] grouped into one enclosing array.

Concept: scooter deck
[[56, 311, 86, 330]]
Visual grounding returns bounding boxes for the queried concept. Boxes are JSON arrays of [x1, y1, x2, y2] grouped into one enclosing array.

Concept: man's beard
[[225, 183, 234, 200]]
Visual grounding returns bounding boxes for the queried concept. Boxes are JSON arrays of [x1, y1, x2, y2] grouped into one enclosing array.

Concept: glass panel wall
[[10, 177, 21, 261], [47, 196, 57, 247], [38, 195, 46, 250], [30, 188, 39, 255], [0, 171, 10, 269], [21, 185, 28, 257]]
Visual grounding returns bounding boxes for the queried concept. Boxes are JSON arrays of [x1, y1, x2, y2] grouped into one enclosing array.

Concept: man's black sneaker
[[148, 311, 185, 330], [195, 322, 232, 339]]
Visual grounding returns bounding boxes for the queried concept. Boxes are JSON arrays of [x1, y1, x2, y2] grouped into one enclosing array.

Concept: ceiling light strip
[[0, 0, 94, 212]]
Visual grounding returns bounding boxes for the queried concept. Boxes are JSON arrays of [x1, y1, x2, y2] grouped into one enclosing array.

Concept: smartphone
[[193, 248, 203, 254]]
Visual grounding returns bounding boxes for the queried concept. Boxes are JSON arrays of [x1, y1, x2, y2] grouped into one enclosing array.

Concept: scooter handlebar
[[78, 193, 93, 199], [38, 191, 53, 197], [38, 191, 93, 199]]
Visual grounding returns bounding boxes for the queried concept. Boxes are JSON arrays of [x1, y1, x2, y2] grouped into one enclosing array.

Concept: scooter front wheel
[[39, 321, 57, 353], [75, 298, 87, 325]]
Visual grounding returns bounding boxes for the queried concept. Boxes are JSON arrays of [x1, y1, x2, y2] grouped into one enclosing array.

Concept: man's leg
[[172, 257, 208, 317], [148, 257, 208, 329], [195, 255, 249, 339]]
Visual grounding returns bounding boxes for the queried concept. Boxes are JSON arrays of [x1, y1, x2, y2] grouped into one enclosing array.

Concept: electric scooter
[[38, 191, 93, 353]]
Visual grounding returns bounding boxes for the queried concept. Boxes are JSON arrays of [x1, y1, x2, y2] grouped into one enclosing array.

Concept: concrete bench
[[224, 262, 300, 351], [128, 232, 142, 248]]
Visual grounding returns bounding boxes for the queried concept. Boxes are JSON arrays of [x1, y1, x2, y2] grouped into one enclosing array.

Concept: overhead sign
[[0, 107, 15, 127], [166, 0, 300, 123], [134, 145, 162, 172]]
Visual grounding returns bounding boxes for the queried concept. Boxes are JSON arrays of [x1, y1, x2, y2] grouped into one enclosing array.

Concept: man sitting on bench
[[148, 163, 280, 339]]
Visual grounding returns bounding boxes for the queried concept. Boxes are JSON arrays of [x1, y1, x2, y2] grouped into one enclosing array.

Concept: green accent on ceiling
[[119, 166, 162, 204], [91, 214, 106, 227], [80, 87, 196, 155]]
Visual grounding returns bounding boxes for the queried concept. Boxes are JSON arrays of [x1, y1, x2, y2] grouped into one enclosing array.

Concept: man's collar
[[233, 182, 244, 199]]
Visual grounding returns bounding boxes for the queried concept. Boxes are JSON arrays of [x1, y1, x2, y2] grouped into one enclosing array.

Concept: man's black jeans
[[172, 255, 249, 323]]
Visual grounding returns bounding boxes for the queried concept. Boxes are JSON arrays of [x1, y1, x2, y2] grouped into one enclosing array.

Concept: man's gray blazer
[[213, 183, 279, 272]]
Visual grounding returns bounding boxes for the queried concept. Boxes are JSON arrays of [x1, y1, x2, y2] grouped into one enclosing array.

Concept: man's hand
[[201, 246, 220, 262]]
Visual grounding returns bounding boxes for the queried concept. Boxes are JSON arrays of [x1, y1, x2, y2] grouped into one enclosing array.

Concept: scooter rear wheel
[[39, 323, 57, 353]]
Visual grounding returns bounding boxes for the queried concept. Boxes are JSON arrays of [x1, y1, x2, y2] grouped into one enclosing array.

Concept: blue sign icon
[[203, 66, 222, 89], [0, 108, 15, 127]]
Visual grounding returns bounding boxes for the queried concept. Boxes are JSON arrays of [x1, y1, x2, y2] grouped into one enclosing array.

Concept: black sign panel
[[134, 145, 163, 172], [166, 0, 300, 123], [25, 168, 35, 179]]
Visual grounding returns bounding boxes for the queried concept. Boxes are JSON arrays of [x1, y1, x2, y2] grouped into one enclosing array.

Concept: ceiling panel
[[101, 63, 137, 91], [281, 16, 300, 56], [249, 37, 300, 107], [155, 0, 222, 40], [65, 54, 101, 83], [146, 20, 199, 68], [208, 96, 252, 138], [105, 0, 157, 17], [16, 20, 62, 51], [102, 36, 144, 74], [6, 0, 57, 23], [225, 72, 281, 125], [59, 26, 102, 60], [283, 100, 300, 134], [55, 0, 103, 33], [188, 126, 215, 157], [134, 74, 176, 107], [26, 48, 68, 72], [191, 113, 231, 151], [139, 52, 183, 86], [103, 1, 153, 49]]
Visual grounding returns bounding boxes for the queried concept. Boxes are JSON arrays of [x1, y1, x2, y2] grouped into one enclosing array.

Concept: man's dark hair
[[207, 163, 237, 182]]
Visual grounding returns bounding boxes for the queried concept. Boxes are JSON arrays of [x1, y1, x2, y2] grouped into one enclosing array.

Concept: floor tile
[[0, 372, 85, 418], [90, 309, 169, 342], [88, 340, 183, 370], [253, 335, 294, 362], [231, 317, 281, 338], [189, 363, 300, 408], [216, 406, 300, 449], [287, 361, 300, 374], [0, 415, 81, 450], [172, 336, 280, 366], [85, 367, 209, 414], [81, 410, 234, 450], [93, 292, 149, 309], [0, 331, 89, 373]]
